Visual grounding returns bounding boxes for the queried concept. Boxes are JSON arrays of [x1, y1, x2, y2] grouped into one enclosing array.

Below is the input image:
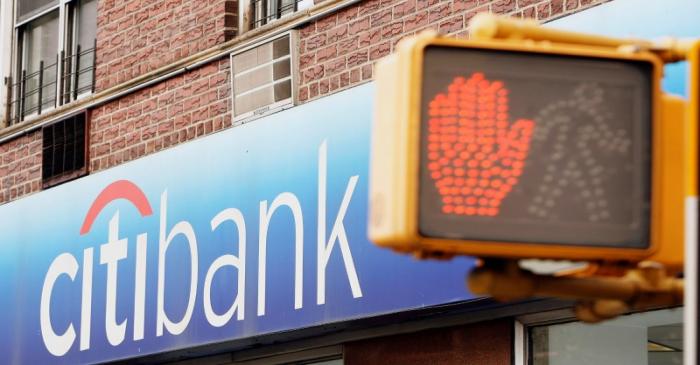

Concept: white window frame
[[12, 0, 66, 120], [64, 0, 97, 102], [230, 30, 299, 126], [519, 307, 685, 365], [240, 0, 313, 33], [516, 308, 578, 365], [0, 0, 15, 126], [514, 320, 526, 365]]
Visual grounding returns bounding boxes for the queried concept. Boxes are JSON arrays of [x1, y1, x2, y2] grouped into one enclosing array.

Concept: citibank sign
[[1, 84, 473, 364], [41, 141, 363, 356]]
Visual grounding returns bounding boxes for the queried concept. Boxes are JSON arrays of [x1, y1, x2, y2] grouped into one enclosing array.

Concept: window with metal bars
[[251, 0, 303, 28], [60, 39, 97, 103], [5, 0, 97, 128], [42, 111, 87, 187]]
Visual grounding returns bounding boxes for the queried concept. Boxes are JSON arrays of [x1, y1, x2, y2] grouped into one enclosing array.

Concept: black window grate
[[42, 112, 87, 184]]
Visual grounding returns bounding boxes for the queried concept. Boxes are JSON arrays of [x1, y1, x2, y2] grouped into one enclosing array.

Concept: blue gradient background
[[0, 84, 475, 364], [549, 0, 700, 97]]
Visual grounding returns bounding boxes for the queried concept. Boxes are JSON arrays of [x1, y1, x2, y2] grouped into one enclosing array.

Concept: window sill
[[42, 167, 89, 189]]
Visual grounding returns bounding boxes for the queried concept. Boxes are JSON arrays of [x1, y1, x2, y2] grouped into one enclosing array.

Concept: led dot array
[[528, 83, 632, 222], [427, 73, 535, 217]]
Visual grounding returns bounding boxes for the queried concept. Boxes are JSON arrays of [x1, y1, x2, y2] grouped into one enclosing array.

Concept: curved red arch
[[80, 180, 153, 235]]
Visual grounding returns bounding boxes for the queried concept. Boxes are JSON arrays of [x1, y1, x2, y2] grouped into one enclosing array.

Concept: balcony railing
[[61, 39, 97, 104], [5, 40, 96, 127], [252, 0, 301, 28], [7, 57, 59, 126]]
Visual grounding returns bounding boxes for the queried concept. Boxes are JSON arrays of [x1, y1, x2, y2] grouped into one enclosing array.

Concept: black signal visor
[[418, 46, 653, 248]]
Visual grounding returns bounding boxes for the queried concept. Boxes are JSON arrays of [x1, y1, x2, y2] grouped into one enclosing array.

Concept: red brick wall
[[0, 134, 42, 203], [0, 0, 608, 205], [89, 60, 232, 172], [297, 0, 610, 102], [95, 0, 238, 91]]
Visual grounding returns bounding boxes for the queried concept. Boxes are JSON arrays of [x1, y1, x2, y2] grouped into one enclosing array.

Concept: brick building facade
[[0, 0, 608, 205], [8, 1, 681, 364]]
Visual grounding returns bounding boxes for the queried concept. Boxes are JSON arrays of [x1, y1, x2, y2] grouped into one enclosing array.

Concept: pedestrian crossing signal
[[369, 32, 683, 263]]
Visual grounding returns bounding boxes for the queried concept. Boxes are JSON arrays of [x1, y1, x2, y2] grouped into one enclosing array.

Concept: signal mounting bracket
[[467, 259, 684, 322]]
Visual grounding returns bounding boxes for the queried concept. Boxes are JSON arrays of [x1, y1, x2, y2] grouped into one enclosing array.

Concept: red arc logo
[[426, 73, 535, 217], [80, 180, 153, 235]]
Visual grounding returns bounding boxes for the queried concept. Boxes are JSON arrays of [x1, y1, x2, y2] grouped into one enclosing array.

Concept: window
[[62, 0, 97, 102], [42, 111, 87, 186], [251, 0, 300, 28], [17, 0, 58, 22], [250, 0, 313, 29], [528, 308, 683, 365], [18, 10, 59, 117], [7, 0, 97, 126], [230, 32, 297, 123]]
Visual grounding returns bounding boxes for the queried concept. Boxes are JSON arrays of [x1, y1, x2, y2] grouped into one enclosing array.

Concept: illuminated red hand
[[427, 73, 535, 217]]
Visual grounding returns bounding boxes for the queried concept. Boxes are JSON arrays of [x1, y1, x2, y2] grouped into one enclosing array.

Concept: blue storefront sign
[[0, 84, 476, 364]]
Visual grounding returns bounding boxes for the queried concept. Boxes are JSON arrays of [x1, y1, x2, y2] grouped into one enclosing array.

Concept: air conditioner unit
[[230, 31, 298, 124]]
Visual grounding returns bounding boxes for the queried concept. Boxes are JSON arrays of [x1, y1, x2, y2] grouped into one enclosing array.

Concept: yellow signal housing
[[369, 31, 684, 264], [646, 94, 686, 272]]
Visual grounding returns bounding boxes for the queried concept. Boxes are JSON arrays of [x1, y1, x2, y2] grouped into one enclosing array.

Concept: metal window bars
[[252, 0, 301, 28], [42, 111, 86, 183], [7, 57, 59, 126], [61, 39, 97, 104], [5, 39, 96, 127]]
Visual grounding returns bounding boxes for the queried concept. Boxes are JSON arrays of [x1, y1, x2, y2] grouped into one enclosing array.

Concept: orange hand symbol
[[426, 72, 535, 217]]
